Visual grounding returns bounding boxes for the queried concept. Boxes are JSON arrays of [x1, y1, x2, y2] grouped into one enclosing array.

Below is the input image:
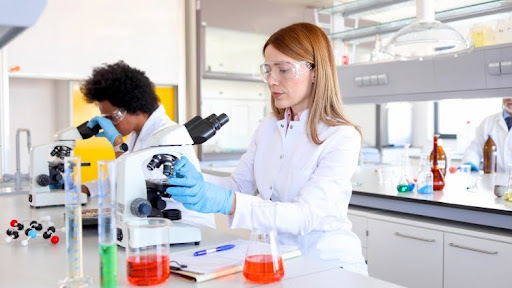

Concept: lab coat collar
[[130, 105, 167, 150], [496, 112, 508, 132], [277, 109, 309, 126]]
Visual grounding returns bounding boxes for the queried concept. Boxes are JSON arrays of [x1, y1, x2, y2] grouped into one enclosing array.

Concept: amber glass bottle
[[483, 134, 497, 174], [430, 136, 447, 176], [431, 135, 445, 191]]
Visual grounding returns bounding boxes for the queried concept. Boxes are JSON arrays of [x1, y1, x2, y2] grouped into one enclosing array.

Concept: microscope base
[[117, 220, 201, 247], [28, 191, 88, 207]]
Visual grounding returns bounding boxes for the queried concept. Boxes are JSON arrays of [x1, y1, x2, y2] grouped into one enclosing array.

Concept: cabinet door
[[367, 219, 443, 288], [444, 233, 512, 288], [347, 214, 367, 260]]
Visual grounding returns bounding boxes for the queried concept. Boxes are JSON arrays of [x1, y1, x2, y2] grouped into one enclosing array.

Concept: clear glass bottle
[[417, 161, 433, 194], [243, 202, 284, 284]]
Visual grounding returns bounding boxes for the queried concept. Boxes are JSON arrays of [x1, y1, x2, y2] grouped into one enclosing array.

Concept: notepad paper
[[169, 239, 301, 282]]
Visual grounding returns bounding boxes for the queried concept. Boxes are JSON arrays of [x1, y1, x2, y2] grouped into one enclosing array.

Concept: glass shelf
[[328, 0, 512, 42]]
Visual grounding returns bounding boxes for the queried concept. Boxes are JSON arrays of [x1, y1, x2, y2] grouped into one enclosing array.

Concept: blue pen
[[193, 244, 235, 256]]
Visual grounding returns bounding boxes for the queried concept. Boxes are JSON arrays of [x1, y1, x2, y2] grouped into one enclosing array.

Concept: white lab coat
[[463, 112, 512, 173], [205, 110, 368, 275], [84, 105, 215, 228]]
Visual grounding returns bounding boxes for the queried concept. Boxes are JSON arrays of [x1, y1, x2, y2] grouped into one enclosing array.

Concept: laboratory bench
[[0, 194, 400, 288], [202, 161, 512, 230]]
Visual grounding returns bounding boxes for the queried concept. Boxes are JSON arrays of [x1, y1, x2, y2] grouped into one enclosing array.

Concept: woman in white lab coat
[[463, 98, 512, 173], [167, 23, 367, 275], [80, 61, 215, 228]]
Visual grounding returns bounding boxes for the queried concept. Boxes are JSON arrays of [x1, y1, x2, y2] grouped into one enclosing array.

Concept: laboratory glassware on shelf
[[483, 134, 497, 174], [396, 144, 415, 193], [243, 201, 284, 284], [126, 218, 171, 286], [59, 157, 92, 288], [98, 161, 117, 288], [431, 135, 445, 191]]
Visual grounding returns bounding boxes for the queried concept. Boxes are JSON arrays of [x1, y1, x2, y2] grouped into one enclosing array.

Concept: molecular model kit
[[2, 216, 64, 246]]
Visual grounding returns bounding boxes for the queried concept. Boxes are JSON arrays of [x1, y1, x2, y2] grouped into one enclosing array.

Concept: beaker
[[243, 201, 284, 284], [126, 218, 171, 286], [417, 162, 433, 194], [59, 157, 92, 288], [98, 161, 117, 288]]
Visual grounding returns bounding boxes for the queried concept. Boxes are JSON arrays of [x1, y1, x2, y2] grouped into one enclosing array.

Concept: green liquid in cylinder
[[100, 244, 117, 288]]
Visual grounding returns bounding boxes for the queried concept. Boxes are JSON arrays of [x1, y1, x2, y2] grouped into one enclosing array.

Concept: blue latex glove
[[170, 156, 204, 182], [167, 175, 234, 215], [87, 116, 121, 145], [462, 162, 479, 172]]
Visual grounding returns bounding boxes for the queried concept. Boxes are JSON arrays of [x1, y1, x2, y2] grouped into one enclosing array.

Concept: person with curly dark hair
[[81, 61, 215, 228]]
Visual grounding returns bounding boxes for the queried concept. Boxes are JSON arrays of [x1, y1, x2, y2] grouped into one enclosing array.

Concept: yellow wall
[[71, 83, 176, 182]]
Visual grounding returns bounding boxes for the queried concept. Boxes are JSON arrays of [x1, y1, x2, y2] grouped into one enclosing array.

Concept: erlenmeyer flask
[[243, 201, 284, 283]]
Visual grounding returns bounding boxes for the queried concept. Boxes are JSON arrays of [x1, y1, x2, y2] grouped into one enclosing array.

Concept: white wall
[[6, 0, 181, 85], [344, 103, 376, 146], [6, 78, 70, 174]]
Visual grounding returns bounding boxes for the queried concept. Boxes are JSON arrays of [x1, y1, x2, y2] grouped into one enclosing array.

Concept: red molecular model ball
[[50, 235, 59, 244], [449, 166, 457, 174], [10, 219, 18, 227]]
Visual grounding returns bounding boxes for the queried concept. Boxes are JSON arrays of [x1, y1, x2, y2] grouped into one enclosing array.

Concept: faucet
[[2, 129, 31, 190]]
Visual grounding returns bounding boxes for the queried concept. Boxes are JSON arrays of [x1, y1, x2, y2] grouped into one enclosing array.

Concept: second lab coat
[[463, 112, 512, 173], [205, 110, 368, 275], [85, 105, 215, 228]]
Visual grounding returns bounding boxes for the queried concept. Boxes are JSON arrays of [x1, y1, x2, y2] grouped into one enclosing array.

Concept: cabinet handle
[[394, 232, 435, 242], [448, 243, 498, 255]]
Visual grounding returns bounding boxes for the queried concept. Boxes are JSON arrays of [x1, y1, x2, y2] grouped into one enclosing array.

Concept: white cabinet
[[347, 214, 367, 260], [367, 219, 444, 288], [444, 233, 512, 288]]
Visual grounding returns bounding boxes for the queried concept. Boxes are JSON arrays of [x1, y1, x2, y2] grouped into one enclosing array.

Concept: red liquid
[[243, 254, 284, 283], [127, 254, 170, 286]]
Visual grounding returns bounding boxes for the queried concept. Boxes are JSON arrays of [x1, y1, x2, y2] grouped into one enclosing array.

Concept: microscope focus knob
[[36, 175, 50, 187], [130, 198, 152, 218]]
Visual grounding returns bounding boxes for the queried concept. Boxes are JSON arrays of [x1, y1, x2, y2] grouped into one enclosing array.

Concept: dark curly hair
[[81, 61, 159, 115]]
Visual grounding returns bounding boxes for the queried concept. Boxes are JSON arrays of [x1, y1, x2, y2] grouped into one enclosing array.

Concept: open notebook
[[169, 239, 302, 282]]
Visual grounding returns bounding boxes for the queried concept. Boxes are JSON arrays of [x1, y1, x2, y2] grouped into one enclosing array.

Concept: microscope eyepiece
[[77, 121, 101, 140], [184, 113, 229, 144]]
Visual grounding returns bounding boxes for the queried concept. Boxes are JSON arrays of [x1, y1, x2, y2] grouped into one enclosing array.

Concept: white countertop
[[0, 194, 401, 288]]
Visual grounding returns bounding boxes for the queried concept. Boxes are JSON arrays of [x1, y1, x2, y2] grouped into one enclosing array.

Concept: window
[[435, 98, 503, 138]]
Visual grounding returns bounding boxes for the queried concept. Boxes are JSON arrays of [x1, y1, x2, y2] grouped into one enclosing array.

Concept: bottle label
[[437, 160, 446, 167]]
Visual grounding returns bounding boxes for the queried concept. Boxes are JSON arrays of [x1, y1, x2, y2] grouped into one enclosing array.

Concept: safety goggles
[[259, 61, 314, 83], [102, 108, 126, 124]]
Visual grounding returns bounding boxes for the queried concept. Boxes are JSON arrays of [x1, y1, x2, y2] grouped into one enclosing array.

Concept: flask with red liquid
[[243, 202, 284, 284], [431, 135, 445, 191]]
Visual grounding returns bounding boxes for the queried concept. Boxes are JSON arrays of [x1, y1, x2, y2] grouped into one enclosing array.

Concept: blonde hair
[[263, 22, 362, 145]]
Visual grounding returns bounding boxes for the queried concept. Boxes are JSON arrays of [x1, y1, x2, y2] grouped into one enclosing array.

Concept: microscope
[[116, 113, 229, 247], [29, 122, 100, 207]]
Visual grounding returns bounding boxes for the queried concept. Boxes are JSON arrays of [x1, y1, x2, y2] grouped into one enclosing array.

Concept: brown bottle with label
[[431, 135, 445, 191], [483, 134, 497, 174], [430, 136, 447, 176]]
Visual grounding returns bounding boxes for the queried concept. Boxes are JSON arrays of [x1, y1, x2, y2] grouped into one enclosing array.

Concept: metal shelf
[[318, 0, 410, 17], [328, 0, 512, 42], [202, 71, 262, 83]]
